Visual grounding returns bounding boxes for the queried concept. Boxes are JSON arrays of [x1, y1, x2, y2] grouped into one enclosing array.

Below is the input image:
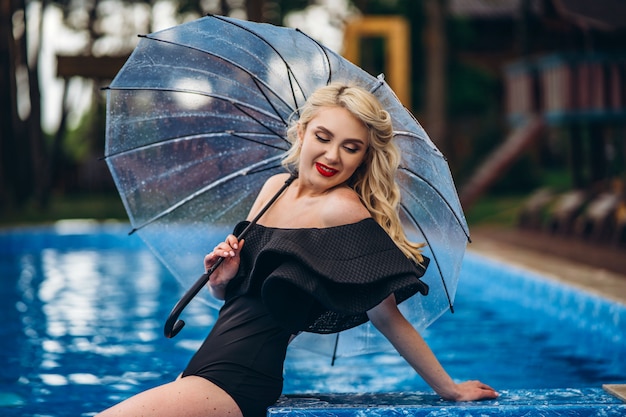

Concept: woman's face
[[297, 106, 369, 190]]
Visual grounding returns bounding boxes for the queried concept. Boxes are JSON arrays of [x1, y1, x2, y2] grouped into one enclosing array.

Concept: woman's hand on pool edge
[[443, 380, 499, 402]]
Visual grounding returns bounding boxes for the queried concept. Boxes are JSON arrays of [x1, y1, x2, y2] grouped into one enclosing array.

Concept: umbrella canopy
[[104, 14, 470, 359]]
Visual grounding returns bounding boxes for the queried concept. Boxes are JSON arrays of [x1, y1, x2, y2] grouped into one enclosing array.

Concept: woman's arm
[[367, 295, 498, 401]]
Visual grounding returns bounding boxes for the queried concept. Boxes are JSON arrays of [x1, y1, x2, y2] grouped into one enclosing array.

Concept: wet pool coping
[[268, 388, 626, 416]]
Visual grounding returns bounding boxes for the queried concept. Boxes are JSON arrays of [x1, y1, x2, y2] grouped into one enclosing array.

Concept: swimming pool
[[1, 221, 625, 416]]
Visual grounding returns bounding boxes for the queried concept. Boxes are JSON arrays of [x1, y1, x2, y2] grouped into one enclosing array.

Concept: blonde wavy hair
[[282, 83, 425, 264]]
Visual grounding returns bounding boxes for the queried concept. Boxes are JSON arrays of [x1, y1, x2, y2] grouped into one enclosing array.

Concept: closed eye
[[315, 134, 330, 143]]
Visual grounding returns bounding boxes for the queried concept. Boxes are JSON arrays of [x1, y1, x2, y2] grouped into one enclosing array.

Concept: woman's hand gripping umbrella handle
[[164, 173, 297, 338]]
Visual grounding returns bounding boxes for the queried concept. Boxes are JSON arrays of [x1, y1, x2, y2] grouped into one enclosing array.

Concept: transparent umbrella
[[104, 14, 469, 360]]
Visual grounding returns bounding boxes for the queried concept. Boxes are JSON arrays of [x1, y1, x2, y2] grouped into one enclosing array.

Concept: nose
[[324, 144, 340, 163]]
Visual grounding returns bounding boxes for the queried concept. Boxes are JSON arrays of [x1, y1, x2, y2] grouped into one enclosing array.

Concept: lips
[[315, 162, 338, 177]]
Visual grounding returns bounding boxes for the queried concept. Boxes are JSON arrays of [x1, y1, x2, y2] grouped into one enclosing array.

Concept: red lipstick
[[315, 162, 338, 177]]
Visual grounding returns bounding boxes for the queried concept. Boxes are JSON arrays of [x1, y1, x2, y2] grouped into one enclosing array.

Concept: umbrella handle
[[163, 260, 223, 338], [163, 173, 297, 338]]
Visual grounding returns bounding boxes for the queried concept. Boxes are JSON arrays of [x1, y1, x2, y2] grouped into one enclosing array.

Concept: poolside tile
[[268, 389, 626, 416]]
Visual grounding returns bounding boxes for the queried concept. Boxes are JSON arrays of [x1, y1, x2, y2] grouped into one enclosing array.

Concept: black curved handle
[[163, 261, 222, 338]]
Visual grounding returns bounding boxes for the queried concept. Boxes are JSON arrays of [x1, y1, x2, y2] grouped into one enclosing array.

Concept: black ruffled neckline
[[226, 219, 429, 334]]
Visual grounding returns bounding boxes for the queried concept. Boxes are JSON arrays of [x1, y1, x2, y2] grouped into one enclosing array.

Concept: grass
[[0, 193, 128, 228], [464, 193, 527, 227]]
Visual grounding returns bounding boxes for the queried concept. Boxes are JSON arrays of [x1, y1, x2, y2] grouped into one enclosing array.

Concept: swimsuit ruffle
[[226, 218, 429, 334]]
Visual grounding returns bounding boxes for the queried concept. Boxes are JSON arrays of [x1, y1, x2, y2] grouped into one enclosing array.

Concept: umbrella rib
[[103, 131, 286, 160], [400, 203, 455, 313], [396, 129, 441, 155], [139, 33, 295, 118], [107, 84, 286, 125], [229, 132, 289, 151], [251, 77, 288, 126], [128, 154, 285, 235], [103, 132, 221, 159], [211, 14, 311, 114], [398, 166, 470, 241], [294, 28, 332, 85], [291, 30, 386, 94], [229, 100, 288, 140]]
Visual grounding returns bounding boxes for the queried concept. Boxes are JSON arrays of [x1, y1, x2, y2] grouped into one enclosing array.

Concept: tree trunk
[[25, 0, 48, 208], [424, 0, 448, 155], [1, 0, 35, 208], [0, 0, 15, 207], [246, 0, 265, 22]]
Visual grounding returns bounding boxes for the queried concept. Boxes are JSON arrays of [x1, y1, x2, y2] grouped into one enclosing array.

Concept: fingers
[[214, 244, 236, 258], [470, 380, 498, 399], [474, 380, 497, 393], [204, 236, 244, 270], [225, 234, 240, 250], [213, 235, 238, 256], [215, 235, 244, 256], [451, 381, 498, 401]]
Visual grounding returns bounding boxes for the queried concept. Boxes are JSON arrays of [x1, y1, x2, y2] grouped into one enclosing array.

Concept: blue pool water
[[1, 221, 625, 417]]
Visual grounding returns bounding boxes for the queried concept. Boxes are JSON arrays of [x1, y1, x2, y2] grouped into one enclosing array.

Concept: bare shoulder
[[248, 173, 292, 219], [319, 186, 371, 227], [259, 173, 292, 196]]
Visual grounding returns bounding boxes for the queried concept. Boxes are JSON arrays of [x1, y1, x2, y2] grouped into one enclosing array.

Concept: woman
[[96, 84, 497, 417]]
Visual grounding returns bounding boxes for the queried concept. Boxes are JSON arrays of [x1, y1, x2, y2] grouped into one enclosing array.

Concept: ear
[[296, 122, 304, 142]]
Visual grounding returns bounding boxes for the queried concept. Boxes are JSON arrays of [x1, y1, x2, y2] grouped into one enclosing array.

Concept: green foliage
[[540, 167, 574, 192], [0, 193, 127, 227], [447, 62, 498, 116], [464, 165, 574, 227], [275, 0, 311, 15], [488, 154, 544, 194], [465, 193, 527, 227], [62, 109, 96, 162], [446, 16, 477, 49]]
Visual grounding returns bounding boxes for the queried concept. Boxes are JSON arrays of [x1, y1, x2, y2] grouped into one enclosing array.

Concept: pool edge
[[268, 388, 626, 416]]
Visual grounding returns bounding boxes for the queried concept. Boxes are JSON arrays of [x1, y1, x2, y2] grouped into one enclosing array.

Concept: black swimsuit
[[182, 219, 429, 417]]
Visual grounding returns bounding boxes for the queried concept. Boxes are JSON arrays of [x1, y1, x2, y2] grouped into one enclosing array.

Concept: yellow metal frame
[[343, 16, 411, 107]]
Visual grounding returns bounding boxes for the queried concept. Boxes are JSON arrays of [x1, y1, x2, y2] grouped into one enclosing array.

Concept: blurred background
[[1, 0, 626, 252]]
